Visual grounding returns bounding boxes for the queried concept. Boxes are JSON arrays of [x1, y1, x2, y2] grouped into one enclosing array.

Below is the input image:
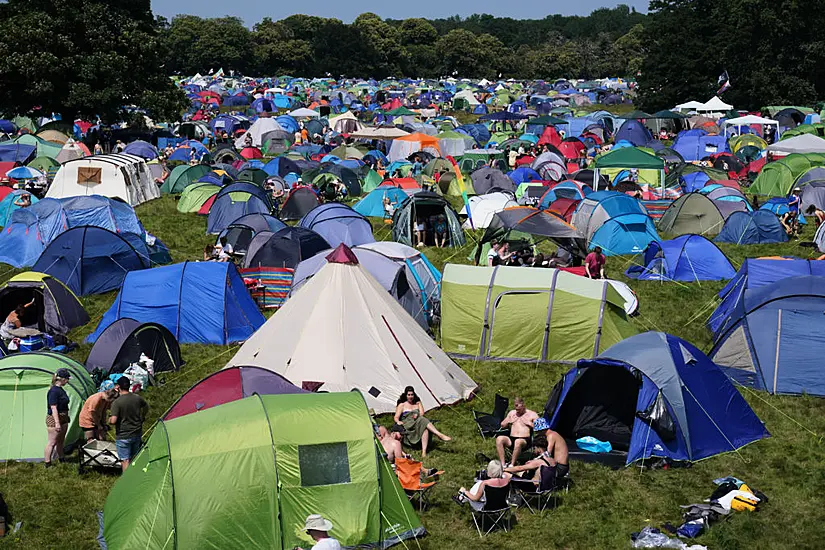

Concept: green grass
[[2, 195, 825, 549]]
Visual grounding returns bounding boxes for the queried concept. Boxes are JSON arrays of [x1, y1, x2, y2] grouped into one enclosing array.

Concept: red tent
[[545, 197, 580, 222], [197, 194, 217, 215], [240, 147, 263, 159], [558, 140, 586, 159], [379, 178, 421, 190], [708, 179, 742, 191], [537, 126, 562, 147]]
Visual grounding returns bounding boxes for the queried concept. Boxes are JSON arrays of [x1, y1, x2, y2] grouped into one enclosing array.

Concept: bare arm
[[417, 402, 425, 416], [500, 411, 513, 428], [108, 415, 118, 425], [394, 404, 403, 425]]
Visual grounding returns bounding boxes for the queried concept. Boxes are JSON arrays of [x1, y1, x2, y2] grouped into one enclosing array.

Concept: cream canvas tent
[[47, 153, 159, 206], [226, 244, 478, 414]]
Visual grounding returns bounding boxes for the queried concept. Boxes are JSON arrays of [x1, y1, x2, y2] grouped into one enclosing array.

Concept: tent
[[244, 226, 330, 269], [122, 140, 159, 160], [87, 262, 265, 345], [441, 264, 636, 363], [298, 203, 375, 248], [625, 235, 735, 282], [571, 191, 660, 255], [102, 392, 425, 549], [218, 213, 286, 256], [470, 166, 516, 195], [461, 192, 518, 229], [544, 332, 769, 465], [766, 134, 825, 155], [353, 187, 411, 218], [710, 276, 825, 396], [47, 154, 160, 206], [206, 182, 273, 234], [0, 272, 89, 335], [0, 352, 95, 462], [32, 226, 169, 295], [749, 153, 825, 196], [163, 366, 306, 420], [614, 119, 653, 147], [161, 164, 212, 194], [227, 245, 477, 414], [392, 191, 466, 248], [594, 147, 665, 191], [387, 133, 440, 162], [714, 210, 788, 244], [85, 318, 182, 376], [672, 133, 729, 162], [0, 190, 40, 227], [234, 117, 284, 148], [280, 187, 321, 221], [177, 182, 220, 213], [657, 193, 726, 236]]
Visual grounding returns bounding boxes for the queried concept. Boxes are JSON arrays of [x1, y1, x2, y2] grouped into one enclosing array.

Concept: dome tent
[[85, 318, 182, 376], [298, 203, 375, 248], [161, 164, 211, 194], [102, 392, 425, 549], [571, 191, 660, 255], [392, 191, 466, 248], [244, 227, 330, 270], [0, 272, 89, 335], [657, 193, 726, 236], [280, 187, 321, 221], [177, 182, 220, 213], [206, 182, 273, 234], [714, 210, 788, 244], [217, 213, 286, 256], [87, 262, 264, 346], [625, 235, 735, 282], [543, 332, 769, 465], [0, 352, 95, 462]]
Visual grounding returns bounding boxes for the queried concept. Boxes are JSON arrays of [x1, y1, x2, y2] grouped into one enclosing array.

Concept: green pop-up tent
[[102, 392, 425, 550], [0, 352, 95, 462]]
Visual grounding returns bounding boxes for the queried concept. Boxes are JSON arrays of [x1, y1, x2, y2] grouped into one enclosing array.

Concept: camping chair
[[469, 482, 513, 537], [510, 465, 570, 514], [395, 457, 443, 512], [472, 394, 509, 439]]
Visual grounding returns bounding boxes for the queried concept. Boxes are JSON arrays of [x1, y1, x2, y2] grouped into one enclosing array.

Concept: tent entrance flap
[[554, 365, 640, 451], [487, 290, 551, 360]]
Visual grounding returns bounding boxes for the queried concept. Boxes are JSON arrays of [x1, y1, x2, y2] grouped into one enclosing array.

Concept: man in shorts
[[108, 377, 148, 471], [496, 397, 538, 467]]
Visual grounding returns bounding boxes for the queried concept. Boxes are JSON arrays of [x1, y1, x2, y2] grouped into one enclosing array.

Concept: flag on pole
[[446, 156, 473, 230], [717, 70, 731, 95]]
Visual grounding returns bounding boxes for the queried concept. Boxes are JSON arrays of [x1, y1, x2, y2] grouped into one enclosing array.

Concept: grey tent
[[470, 166, 516, 195], [658, 193, 725, 236], [217, 213, 287, 256], [392, 191, 466, 248], [85, 318, 182, 375]]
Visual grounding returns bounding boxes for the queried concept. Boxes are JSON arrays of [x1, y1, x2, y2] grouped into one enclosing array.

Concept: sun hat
[[305, 514, 333, 532]]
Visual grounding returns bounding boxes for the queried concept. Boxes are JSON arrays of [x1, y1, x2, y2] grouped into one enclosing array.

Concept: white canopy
[[766, 134, 825, 155], [697, 96, 733, 112], [675, 100, 705, 111], [349, 126, 410, 140], [288, 107, 320, 118], [723, 115, 777, 127], [225, 246, 478, 414]]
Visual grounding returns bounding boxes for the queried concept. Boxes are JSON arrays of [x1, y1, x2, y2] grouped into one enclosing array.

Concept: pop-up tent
[[0, 352, 95, 462], [626, 235, 735, 282], [227, 245, 477, 414], [543, 332, 769, 465], [0, 272, 89, 335], [571, 191, 660, 255], [87, 262, 265, 345], [85, 318, 182, 376], [441, 264, 636, 363], [102, 392, 425, 549], [217, 213, 286, 256]]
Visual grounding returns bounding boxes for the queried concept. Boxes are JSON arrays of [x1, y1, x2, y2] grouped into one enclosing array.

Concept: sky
[[151, 1, 649, 25]]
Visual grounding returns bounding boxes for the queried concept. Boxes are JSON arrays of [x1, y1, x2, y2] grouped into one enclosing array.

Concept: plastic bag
[[576, 436, 612, 453], [631, 526, 708, 549], [123, 363, 149, 392], [637, 390, 677, 441]]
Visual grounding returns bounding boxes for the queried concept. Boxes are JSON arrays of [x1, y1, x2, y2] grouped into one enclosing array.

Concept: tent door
[[486, 290, 551, 360]]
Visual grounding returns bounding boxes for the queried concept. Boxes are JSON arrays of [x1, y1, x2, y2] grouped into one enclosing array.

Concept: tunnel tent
[[0, 272, 89, 335], [47, 153, 159, 206], [85, 318, 182, 376]]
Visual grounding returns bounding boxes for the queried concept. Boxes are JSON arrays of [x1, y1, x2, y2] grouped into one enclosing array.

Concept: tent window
[[77, 167, 102, 185], [298, 443, 350, 487]]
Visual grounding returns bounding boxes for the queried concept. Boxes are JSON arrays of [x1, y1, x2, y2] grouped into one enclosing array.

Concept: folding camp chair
[[511, 465, 570, 514], [395, 457, 443, 512], [472, 394, 509, 439], [469, 482, 513, 537]]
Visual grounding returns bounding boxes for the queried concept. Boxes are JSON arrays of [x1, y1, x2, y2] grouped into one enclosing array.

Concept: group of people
[[414, 215, 449, 248], [46, 370, 148, 471], [486, 241, 577, 270]]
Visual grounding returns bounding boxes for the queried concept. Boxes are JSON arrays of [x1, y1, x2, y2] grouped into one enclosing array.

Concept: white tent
[[766, 134, 825, 155], [697, 96, 733, 112], [330, 111, 364, 134], [225, 245, 478, 414], [722, 115, 779, 136], [675, 100, 706, 112], [288, 107, 320, 119], [461, 192, 517, 229], [349, 126, 410, 140], [47, 153, 159, 206], [453, 89, 480, 106], [234, 117, 284, 148]]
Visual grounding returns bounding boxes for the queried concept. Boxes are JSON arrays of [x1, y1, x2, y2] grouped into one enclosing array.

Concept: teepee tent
[[226, 245, 477, 414]]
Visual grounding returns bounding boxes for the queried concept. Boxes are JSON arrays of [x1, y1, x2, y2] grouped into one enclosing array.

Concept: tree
[[252, 18, 313, 76], [0, 0, 186, 123], [611, 24, 646, 77], [353, 13, 407, 78], [164, 16, 253, 75]]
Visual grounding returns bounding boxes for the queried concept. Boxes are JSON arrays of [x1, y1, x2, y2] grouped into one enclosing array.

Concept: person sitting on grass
[[496, 396, 538, 467], [504, 431, 569, 482], [453, 460, 512, 506]]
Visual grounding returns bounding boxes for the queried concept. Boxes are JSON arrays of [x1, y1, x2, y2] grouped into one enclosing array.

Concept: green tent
[[594, 147, 665, 188], [237, 167, 268, 186], [360, 169, 383, 193], [657, 193, 725, 236], [0, 352, 95, 462], [526, 115, 569, 126], [27, 155, 61, 174], [13, 133, 62, 159], [177, 182, 219, 213], [161, 164, 212, 194], [440, 264, 637, 363], [750, 153, 825, 196], [102, 392, 424, 549], [779, 124, 818, 140], [386, 106, 417, 116]]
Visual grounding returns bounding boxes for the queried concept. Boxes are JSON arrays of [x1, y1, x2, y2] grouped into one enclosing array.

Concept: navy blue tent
[[263, 157, 303, 177], [206, 182, 273, 234], [545, 332, 769, 465], [87, 262, 265, 345], [244, 226, 330, 269], [714, 210, 788, 244], [0, 144, 36, 164], [123, 140, 159, 160], [32, 226, 170, 295], [219, 213, 286, 255], [710, 276, 825, 396], [614, 120, 653, 147], [85, 318, 182, 375], [626, 235, 735, 282]]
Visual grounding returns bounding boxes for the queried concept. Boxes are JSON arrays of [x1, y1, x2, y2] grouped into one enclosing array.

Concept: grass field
[[1, 194, 825, 549]]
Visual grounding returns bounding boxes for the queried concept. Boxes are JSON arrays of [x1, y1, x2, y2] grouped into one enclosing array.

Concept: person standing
[[45, 368, 73, 466], [297, 514, 342, 550], [108, 377, 148, 471], [79, 388, 118, 441], [585, 246, 606, 279]]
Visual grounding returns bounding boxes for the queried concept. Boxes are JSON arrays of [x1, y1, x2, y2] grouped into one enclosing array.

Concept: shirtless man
[[496, 397, 538, 467], [377, 425, 407, 463], [504, 431, 569, 481]]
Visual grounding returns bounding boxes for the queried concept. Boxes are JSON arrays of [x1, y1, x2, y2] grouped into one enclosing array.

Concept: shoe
[[44, 462, 53, 468], [451, 494, 466, 506]]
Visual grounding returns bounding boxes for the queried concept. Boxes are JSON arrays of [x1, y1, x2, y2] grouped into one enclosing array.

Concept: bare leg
[[121, 460, 130, 472], [421, 430, 429, 458], [55, 428, 67, 459], [45, 428, 58, 464], [426, 422, 451, 441], [496, 436, 511, 465], [510, 438, 527, 466]]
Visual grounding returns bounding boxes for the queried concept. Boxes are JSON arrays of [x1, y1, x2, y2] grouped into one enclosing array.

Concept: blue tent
[[353, 187, 409, 218], [263, 156, 303, 178], [714, 210, 788, 244], [123, 140, 159, 160], [251, 98, 275, 113], [545, 332, 769, 465], [614, 120, 653, 147], [760, 197, 807, 225], [206, 182, 273, 234], [672, 133, 730, 162], [275, 115, 299, 134], [87, 262, 264, 345], [32, 226, 170, 295], [572, 191, 660, 255], [710, 276, 825, 396], [626, 235, 735, 282], [299, 203, 375, 248], [539, 180, 592, 208], [0, 190, 40, 226], [0, 144, 36, 164], [681, 172, 712, 193], [508, 166, 542, 185], [708, 258, 825, 334]]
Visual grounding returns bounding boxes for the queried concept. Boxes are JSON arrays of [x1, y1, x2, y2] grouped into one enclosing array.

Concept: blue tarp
[[206, 182, 273, 234], [87, 262, 265, 345], [714, 210, 788, 244], [547, 332, 769, 464], [299, 203, 375, 248], [710, 276, 825, 396], [626, 235, 735, 282]]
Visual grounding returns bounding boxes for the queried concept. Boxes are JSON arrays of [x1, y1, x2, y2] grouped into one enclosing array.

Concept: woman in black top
[[44, 368, 72, 466]]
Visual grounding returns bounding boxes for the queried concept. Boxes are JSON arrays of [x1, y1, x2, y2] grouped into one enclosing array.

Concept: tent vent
[[368, 386, 381, 397]]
